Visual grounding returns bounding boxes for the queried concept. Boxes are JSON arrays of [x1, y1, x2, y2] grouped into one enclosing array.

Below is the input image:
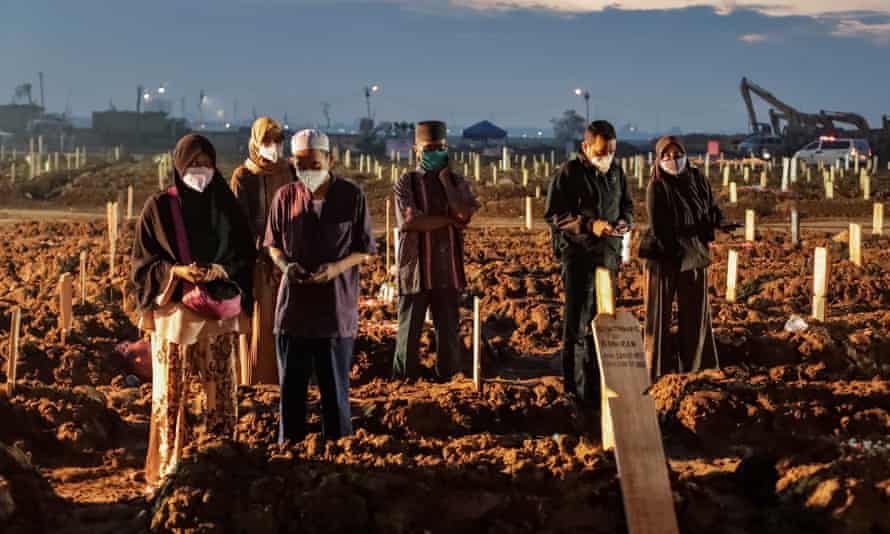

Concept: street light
[[574, 88, 590, 123], [363, 84, 381, 120]]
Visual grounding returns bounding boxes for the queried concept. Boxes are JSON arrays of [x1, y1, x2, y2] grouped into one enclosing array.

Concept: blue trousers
[[275, 335, 354, 443]]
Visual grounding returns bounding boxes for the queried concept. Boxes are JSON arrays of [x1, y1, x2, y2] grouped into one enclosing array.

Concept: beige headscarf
[[245, 117, 291, 181]]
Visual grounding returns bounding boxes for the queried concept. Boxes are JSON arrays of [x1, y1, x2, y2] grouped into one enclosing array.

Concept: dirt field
[[0, 158, 889, 533]]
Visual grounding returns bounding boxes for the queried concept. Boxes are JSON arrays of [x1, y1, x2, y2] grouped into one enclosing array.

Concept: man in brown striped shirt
[[393, 121, 479, 381]]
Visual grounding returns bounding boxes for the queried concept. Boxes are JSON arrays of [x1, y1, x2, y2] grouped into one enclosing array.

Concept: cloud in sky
[[432, 0, 890, 45], [831, 18, 890, 45], [443, 0, 890, 18], [738, 33, 769, 44]]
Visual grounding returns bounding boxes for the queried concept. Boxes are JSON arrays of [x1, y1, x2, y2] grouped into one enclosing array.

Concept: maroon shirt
[[263, 176, 376, 338], [394, 169, 478, 295]]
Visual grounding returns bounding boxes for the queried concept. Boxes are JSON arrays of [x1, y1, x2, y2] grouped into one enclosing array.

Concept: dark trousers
[[393, 289, 461, 380], [275, 335, 353, 443], [561, 260, 616, 402], [644, 261, 719, 383]]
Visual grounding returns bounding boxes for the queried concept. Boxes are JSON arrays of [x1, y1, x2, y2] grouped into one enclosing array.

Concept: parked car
[[793, 137, 871, 165], [738, 135, 784, 160]]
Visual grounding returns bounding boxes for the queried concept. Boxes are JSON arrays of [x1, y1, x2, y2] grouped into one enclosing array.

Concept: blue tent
[[462, 120, 507, 141]]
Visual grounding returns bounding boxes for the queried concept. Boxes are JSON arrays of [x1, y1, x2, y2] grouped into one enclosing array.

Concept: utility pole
[[39, 72, 45, 109], [322, 102, 332, 130]]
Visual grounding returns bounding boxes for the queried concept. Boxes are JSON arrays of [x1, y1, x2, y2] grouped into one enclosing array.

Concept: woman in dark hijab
[[640, 135, 732, 382], [230, 117, 295, 386], [131, 133, 256, 492]]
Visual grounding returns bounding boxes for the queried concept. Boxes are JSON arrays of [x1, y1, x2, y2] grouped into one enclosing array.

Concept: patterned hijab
[[245, 116, 291, 181]]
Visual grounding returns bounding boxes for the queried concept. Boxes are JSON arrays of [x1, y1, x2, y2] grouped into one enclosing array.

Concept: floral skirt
[[145, 331, 237, 489]]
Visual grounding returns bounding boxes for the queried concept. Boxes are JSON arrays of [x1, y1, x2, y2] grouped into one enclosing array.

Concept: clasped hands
[[171, 263, 228, 284], [589, 219, 630, 238], [281, 260, 343, 285]]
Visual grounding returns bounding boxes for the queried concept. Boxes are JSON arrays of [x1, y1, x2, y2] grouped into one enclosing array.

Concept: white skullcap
[[291, 129, 330, 153]]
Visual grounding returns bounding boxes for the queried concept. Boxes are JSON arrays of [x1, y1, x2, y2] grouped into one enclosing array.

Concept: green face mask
[[420, 149, 449, 172]]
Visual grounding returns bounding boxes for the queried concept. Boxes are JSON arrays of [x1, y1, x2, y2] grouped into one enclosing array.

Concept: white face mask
[[589, 153, 614, 174], [659, 155, 688, 176], [182, 167, 215, 192], [298, 169, 329, 192], [258, 143, 281, 163]]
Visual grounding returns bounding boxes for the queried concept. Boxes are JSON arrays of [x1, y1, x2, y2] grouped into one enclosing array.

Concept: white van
[[793, 137, 871, 165]]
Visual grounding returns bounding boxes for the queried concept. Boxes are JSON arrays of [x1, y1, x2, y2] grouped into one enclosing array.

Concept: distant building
[[91, 110, 188, 148], [462, 120, 508, 156], [462, 120, 508, 146], [0, 104, 44, 134]]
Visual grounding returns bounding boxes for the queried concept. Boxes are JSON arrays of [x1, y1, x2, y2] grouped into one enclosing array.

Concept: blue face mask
[[420, 149, 449, 172]]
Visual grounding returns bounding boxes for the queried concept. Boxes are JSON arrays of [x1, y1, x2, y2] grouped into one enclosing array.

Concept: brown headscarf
[[131, 134, 256, 312], [245, 117, 291, 180], [652, 135, 687, 179]]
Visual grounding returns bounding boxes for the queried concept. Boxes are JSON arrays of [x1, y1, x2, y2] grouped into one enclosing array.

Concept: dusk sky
[[3, 0, 889, 133]]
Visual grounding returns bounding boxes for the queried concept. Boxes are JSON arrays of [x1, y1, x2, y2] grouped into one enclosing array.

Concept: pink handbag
[[167, 187, 243, 321]]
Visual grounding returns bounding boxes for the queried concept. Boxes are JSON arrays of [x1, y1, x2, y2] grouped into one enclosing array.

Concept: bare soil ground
[[0, 159, 888, 533]]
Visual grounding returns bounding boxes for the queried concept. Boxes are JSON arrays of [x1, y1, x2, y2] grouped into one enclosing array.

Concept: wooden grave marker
[[591, 268, 679, 534], [6, 307, 21, 396], [59, 274, 74, 343], [385, 198, 391, 274], [473, 296, 482, 392], [79, 251, 87, 304]]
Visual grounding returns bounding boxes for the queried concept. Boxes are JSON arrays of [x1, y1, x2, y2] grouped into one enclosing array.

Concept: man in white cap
[[264, 129, 376, 442]]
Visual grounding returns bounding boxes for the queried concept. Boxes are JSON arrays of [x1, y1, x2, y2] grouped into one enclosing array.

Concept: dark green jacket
[[544, 154, 634, 269]]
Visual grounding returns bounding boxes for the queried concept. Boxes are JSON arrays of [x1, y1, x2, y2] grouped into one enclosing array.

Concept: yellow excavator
[[739, 77, 888, 158]]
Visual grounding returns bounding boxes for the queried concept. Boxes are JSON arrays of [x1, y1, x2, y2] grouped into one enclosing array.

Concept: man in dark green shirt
[[545, 120, 633, 402]]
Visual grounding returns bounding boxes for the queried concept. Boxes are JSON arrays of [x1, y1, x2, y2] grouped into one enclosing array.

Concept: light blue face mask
[[420, 149, 449, 172]]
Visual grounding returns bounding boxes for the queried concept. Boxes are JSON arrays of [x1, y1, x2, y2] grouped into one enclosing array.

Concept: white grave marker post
[[812, 247, 829, 321], [525, 196, 532, 230], [791, 209, 799, 246], [726, 250, 738, 303], [729, 182, 737, 204], [745, 210, 755, 242], [873, 203, 884, 236], [849, 223, 862, 266]]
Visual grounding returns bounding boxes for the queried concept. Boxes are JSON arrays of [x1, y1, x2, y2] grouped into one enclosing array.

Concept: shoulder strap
[[166, 186, 193, 264]]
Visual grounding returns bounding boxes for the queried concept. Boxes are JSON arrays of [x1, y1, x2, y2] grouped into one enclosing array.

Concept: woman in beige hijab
[[230, 117, 295, 384]]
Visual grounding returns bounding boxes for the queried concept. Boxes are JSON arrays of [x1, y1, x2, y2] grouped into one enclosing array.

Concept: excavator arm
[[819, 111, 871, 137]]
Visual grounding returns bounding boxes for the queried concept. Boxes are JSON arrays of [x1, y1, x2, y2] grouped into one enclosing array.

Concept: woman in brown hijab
[[131, 134, 255, 492], [231, 117, 295, 385], [640, 135, 736, 382]]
